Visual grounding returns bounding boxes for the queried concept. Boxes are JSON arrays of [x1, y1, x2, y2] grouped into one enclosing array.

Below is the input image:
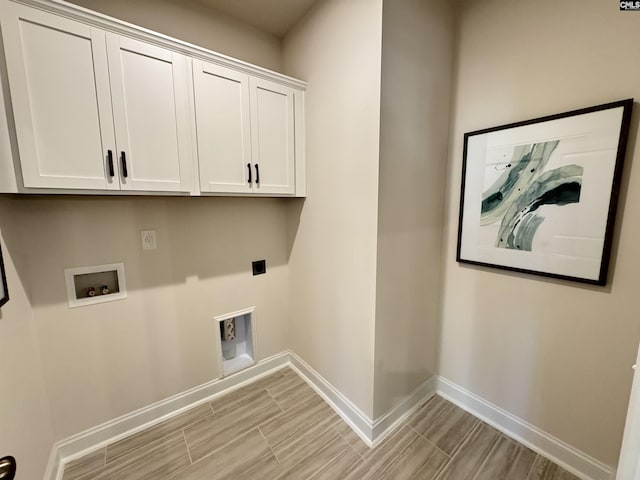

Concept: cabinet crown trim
[[7, 0, 307, 91]]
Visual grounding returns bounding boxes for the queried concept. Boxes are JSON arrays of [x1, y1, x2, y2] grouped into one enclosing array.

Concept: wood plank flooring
[[62, 367, 580, 480]]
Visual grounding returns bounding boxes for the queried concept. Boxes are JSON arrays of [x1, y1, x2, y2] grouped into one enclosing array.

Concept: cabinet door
[[107, 34, 193, 192], [0, 3, 118, 190], [249, 78, 295, 195], [193, 60, 252, 193]]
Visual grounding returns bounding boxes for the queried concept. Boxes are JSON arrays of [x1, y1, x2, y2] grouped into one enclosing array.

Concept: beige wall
[[67, 0, 283, 71], [0, 0, 291, 442], [0, 199, 54, 480], [373, 0, 454, 419], [283, 0, 383, 418], [440, 0, 640, 466], [6, 0, 637, 473], [2, 195, 290, 440]]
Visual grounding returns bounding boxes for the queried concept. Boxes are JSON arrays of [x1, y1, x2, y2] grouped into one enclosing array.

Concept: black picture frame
[[0, 243, 8, 307], [456, 99, 634, 286]]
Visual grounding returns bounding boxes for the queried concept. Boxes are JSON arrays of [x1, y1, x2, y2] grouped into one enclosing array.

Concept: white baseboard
[[371, 375, 436, 446], [436, 376, 615, 480], [43, 444, 61, 480], [288, 350, 436, 447], [46, 352, 290, 480], [287, 351, 375, 445], [47, 353, 607, 480], [46, 349, 437, 480]]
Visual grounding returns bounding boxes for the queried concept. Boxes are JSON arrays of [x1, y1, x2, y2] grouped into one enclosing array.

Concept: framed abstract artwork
[[456, 99, 633, 285], [0, 244, 8, 307]]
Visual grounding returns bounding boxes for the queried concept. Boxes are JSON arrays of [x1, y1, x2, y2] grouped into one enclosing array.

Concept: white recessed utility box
[[214, 307, 256, 377], [64, 263, 127, 308]]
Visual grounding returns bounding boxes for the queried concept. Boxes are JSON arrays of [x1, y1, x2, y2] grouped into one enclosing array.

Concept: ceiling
[[196, 0, 319, 37]]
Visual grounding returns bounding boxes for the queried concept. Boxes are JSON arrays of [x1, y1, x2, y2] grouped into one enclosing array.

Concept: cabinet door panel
[[250, 78, 295, 195], [193, 61, 252, 193], [0, 3, 117, 189], [107, 35, 193, 192]]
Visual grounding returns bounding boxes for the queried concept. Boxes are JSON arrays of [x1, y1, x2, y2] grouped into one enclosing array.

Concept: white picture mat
[[459, 106, 625, 281]]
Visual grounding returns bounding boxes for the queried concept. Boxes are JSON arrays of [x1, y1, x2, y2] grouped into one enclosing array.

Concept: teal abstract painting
[[457, 99, 633, 285]]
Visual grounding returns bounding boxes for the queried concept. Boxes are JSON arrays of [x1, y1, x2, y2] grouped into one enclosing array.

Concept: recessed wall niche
[[214, 307, 256, 377], [64, 263, 127, 308]]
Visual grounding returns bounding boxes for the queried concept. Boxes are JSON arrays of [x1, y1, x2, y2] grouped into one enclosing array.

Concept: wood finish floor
[[62, 367, 580, 480]]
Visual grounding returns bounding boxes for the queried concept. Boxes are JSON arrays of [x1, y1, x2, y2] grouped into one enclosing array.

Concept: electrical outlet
[[141, 230, 157, 250], [252, 259, 266, 276]]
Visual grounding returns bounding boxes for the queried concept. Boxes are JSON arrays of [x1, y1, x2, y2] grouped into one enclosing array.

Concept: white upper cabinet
[[0, 0, 305, 196], [193, 60, 252, 194], [249, 78, 295, 195], [107, 35, 193, 192], [0, 3, 118, 190], [193, 64, 298, 196]]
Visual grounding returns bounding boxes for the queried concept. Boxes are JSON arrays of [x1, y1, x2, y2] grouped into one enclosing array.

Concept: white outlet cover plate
[[141, 230, 157, 250]]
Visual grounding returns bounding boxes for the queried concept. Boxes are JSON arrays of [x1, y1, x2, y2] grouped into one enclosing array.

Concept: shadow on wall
[[0, 194, 305, 308]]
